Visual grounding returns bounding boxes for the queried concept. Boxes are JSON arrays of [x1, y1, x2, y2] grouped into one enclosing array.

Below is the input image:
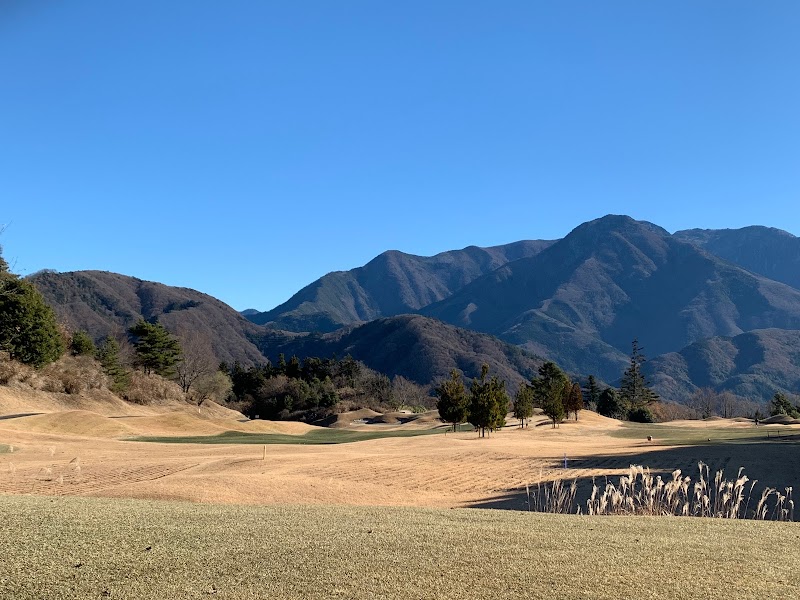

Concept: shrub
[[627, 407, 655, 423], [69, 330, 96, 357], [124, 371, 184, 405], [39, 355, 107, 395], [0, 353, 31, 385]]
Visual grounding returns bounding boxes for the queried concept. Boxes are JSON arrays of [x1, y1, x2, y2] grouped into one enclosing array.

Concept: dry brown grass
[[123, 370, 186, 405], [0, 353, 35, 385], [578, 463, 793, 520], [2, 495, 799, 600], [0, 354, 106, 395]]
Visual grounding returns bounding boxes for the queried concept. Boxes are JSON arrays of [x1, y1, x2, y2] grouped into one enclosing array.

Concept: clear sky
[[2, 1, 799, 311]]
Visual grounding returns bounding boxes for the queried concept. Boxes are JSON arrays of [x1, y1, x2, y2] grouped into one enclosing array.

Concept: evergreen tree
[[597, 387, 625, 419], [0, 263, 64, 367], [584, 375, 601, 410], [530, 361, 569, 428], [128, 319, 182, 377], [565, 381, 584, 421], [618, 339, 659, 415], [512, 384, 534, 428], [769, 392, 800, 419], [70, 330, 96, 357], [435, 369, 469, 432], [96, 336, 131, 394], [276, 353, 287, 375], [286, 355, 302, 379], [468, 364, 509, 437], [627, 406, 655, 423]]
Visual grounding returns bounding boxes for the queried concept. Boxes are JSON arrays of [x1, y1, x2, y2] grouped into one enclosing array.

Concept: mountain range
[[31, 272, 541, 390], [674, 226, 800, 290], [30, 215, 800, 404], [246, 240, 554, 331]]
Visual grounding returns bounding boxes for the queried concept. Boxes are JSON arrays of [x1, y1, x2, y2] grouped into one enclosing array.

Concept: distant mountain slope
[[31, 271, 267, 366], [422, 215, 800, 381], [30, 272, 542, 390], [649, 329, 800, 403], [674, 226, 800, 290], [257, 314, 542, 390], [247, 240, 554, 332]]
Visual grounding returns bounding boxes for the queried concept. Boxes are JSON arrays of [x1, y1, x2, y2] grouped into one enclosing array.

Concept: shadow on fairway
[[468, 436, 800, 512]]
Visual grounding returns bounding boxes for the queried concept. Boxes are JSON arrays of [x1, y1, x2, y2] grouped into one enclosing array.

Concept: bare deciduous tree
[[175, 333, 215, 394], [391, 375, 430, 410], [690, 388, 718, 419]]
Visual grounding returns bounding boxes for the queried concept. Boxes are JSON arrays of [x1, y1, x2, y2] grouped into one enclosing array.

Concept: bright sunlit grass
[[2, 495, 798, 600]]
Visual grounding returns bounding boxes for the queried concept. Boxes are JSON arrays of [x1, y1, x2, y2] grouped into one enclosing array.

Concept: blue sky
[[2, 1, 799, 311]]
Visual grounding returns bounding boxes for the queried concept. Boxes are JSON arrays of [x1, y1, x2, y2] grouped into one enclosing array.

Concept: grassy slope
[[2, 496, 798, 600]]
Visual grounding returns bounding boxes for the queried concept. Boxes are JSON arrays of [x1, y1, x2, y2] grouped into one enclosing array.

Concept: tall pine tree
[[435, 369, 469, 432], [96, 336, 131, 394], [584, 375, 601, 411], [468, 364, 509, 437], [128, 319, 182, 377], [618, 339, 659, 416], [565, 382, 584, 421], [531, 361, 569, 428], [512, 384, 535, 428]]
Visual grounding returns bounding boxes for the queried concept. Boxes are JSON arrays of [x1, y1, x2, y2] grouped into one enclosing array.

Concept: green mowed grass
[[610, 422, 800, 446], [130, 423, 474, 445], [1, 495, 798, 599]]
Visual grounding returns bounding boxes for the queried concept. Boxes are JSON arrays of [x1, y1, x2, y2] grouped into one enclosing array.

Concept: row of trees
[[435, 361, 585, 435], [436, 340, 662, 431], [435, 365, 509, 437]]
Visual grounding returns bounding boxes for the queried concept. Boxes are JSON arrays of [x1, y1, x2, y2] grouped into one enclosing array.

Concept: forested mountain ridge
[[27, 215, 800, 405], [648, 328, 800, 402], [674, 226, 800, 290], [31, 270, 268, 366], [257, 314, 542, 390], [30, 272, 542, 391], [246, 240, 555, 332], [421, 215, 800, 382]]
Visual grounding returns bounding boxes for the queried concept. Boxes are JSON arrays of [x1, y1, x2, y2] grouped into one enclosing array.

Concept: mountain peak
[[574, 214, 670, 237]]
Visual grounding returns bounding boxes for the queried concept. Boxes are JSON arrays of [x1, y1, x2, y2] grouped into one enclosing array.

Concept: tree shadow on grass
[[468, 437, 800, 512]]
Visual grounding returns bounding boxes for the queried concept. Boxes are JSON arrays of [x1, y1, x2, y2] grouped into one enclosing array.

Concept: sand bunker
[[322, 408, 383, 428]]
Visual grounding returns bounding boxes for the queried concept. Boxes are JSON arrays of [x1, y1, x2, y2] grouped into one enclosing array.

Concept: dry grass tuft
[[532, 463, 793, 521], [527, 473, 578, 514]]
